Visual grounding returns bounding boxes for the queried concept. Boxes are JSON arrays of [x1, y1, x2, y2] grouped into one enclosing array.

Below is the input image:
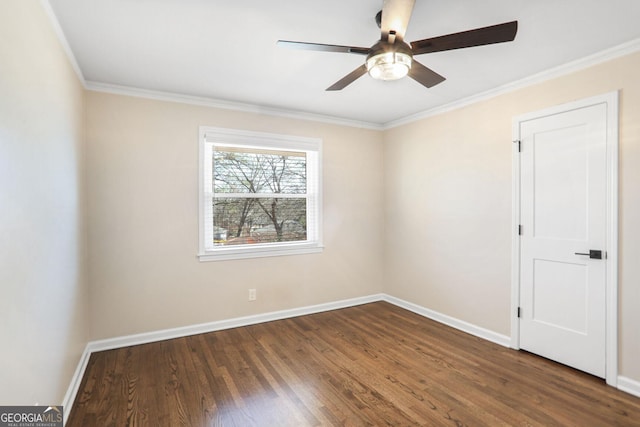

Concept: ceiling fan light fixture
[[278, 0, 518, 92], [366, 51, 412, 81]]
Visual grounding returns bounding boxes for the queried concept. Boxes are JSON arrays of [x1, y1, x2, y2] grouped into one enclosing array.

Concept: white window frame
[[198, 126, 323, 261]]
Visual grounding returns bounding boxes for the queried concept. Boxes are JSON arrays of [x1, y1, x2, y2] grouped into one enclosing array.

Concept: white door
[[517, 102, 608, 378]]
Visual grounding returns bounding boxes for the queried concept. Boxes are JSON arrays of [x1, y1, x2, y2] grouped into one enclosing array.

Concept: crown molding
[[382, 38, 640, 129], [41, 0, 640, 132], [40, 0, 86, 87], [86, 37, 640, 131], [85, 82, 384, 131]]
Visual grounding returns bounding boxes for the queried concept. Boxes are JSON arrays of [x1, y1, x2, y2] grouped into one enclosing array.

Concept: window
[[199, 127, 323, 261]]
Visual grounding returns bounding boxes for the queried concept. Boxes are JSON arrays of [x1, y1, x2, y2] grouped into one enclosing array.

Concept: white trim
[[198, 244, 324, 262], [382, 295, 511, 347], [511, 91, 619, 386], [198, 126, 323, 262], [40, 0, 86, 86], [383, 38, 640, 129], [204, 126, 322, 151], [60, 294, 383, 419], [86, 81, 383, 130], [91, 295, 383, 353], [605, 91, 620, 387], [618, 376, 640, 398], [87, 293, 510, 351], [61, 344, 91, 425], [84, 39, 640, 132], [510, 134, 521, 349], [39, 1, 640, 132], [61, 292, 637, 418]]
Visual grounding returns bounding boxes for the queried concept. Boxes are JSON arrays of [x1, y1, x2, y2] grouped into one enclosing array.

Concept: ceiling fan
[[277, 0, 518, 91]]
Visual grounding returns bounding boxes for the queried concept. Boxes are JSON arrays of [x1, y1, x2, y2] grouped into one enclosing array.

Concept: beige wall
[[383, 52, 640, 382], [4, 1, 638, 404], [84, 92, 385, 339], [0, 1, 88, 405]]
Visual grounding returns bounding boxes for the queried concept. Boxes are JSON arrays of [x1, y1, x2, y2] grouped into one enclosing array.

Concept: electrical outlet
[[248, 288, 256, 301]]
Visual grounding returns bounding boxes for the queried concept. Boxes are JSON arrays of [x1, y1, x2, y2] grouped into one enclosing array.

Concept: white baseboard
[[382, 294, 512, 347], [61, 343, 91, 425], [63, 292, 637, 422], [618, 376, 640, 398], [61, 294, 383, 420], [87, 294, 384, 352]]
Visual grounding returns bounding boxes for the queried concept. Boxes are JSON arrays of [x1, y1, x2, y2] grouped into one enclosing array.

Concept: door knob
[[574, 250, 603, 259]]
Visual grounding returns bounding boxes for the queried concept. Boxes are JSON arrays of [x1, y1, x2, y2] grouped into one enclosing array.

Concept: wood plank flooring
[[67, 302, 640, 426]]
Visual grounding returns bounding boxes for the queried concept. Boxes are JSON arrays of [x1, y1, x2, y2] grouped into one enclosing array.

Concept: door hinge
[[517, 307, 521, 318], [518, 225, 522, 235], [513, 139, 521, 152]]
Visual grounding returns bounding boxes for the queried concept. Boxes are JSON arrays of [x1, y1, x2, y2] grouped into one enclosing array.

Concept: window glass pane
[[200, 127, 322, 260], [214, 148, 306, 194], [212, 197, 307, 246]]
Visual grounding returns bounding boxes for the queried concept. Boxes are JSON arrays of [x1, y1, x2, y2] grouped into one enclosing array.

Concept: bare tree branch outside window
[[212, 147, 307, 246]]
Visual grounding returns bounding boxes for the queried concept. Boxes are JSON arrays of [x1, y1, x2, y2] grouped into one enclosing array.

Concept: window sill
[[198, 242, 324, 262]]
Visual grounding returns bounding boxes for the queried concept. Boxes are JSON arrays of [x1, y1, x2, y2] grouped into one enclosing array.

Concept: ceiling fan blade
[[326, 64, 368, 91], [408, 60, 446, 88], [381, 0, 416, 41], [277, 40, 369, 55], [411, 21, 518, 55]]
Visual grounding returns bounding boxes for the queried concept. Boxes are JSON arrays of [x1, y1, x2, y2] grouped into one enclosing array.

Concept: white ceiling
[[47, 0, 640, 126]]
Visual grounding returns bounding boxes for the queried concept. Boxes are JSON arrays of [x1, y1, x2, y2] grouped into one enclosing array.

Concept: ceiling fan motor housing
[[366, 40, 413, 80], [277, 0, 518, 90]]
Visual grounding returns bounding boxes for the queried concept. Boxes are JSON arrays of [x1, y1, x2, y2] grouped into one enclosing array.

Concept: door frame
[[510, 91, 619, 386]]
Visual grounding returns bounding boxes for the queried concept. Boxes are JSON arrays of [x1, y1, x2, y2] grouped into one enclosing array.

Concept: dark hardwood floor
[[67, 302, 640, 426]]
